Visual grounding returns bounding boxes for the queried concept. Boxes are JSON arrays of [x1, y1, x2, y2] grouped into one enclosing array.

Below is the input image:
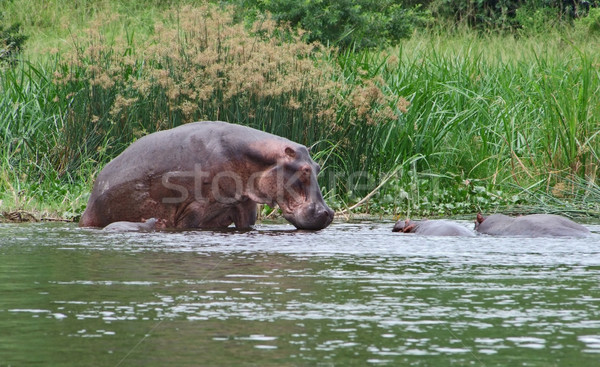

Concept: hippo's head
[[144, 218, 158, 227], [249, 143, 334, 230], [392, 219, 416, 233], [151, 218, 169, 230], [142, 217, 168, 230]]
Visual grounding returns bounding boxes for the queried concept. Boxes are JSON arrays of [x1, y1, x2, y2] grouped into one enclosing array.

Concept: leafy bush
[[427, 0, 600, 31], [238, 1, 600, 44], [514, 5, 561, 35], [238, 0, 431, 49], [576, 7, 600, 33], [428, 0, 517, 30]]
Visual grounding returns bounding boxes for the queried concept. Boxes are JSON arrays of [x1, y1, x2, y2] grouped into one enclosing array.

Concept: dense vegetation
[[1, 0, 600, 221], [238, 0, 600, 48]]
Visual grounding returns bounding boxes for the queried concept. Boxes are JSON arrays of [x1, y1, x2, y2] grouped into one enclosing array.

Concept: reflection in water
[[0, 221, 600, 366]]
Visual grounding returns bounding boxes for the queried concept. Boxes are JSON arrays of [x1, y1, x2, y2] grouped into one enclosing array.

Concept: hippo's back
[[515, 214, 590, 237], [415, 220, 475, 236], [478, 213, 590, 237], [103, 218, 160, 232], [96, 121, 290, 189]]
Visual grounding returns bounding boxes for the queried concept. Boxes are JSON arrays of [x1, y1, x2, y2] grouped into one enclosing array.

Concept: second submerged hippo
[[393, 219, 475, 236], [103, 218, 167, 232], [475, 213, 591, 237]]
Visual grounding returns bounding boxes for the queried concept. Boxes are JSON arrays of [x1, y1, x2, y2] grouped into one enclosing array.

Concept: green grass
[[1, 1, 600, 221], [1, 0, 174, 59]]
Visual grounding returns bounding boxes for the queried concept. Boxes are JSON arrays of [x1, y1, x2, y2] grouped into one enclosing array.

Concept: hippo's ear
[[284, 147, 297, 159], [476, 213, 485, 223]]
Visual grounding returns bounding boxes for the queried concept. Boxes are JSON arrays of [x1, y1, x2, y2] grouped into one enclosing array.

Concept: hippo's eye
[[315, 164, 321, 174]]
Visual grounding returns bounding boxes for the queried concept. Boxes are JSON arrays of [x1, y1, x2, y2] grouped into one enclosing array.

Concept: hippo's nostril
[[317, 207, 334, 223], [326, 208, 334, 220]]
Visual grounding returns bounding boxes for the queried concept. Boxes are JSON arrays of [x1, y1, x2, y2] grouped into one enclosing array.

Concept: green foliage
[[576, 7, 600, 33], [336, 32, 600, 216], [235, 1, 600, 48], [514, 5, 561, 35], [428, 0, 600, 31], [239, 0, 431, 49], [428, 0, 517, 30]]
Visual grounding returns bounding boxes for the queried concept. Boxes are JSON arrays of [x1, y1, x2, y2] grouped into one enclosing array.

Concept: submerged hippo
[[80, 121, 334, 230], [475, 213, 591, 238], [103, 218, 167, 232], [392, 219, 475, 236]]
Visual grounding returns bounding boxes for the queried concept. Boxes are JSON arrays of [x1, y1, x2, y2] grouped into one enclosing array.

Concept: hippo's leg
[[175, 201, 211, 229], [232, 200, 257, 229], [202, 201, 257, 229], [203, 212, 235, 228]]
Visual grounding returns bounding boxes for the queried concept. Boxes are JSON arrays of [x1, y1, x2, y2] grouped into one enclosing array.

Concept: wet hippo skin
[[475, 213, 591, 238], [103, 218, 166, 232], [80, 121, 334, 230], [393, 219, 475, 236]]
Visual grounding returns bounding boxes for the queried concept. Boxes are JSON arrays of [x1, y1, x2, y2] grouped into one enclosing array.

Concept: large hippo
[[475, 213, 591, 237], [392, 219, 475, 236], [103, 218, 167, 232], [80, 121, 334, 230]]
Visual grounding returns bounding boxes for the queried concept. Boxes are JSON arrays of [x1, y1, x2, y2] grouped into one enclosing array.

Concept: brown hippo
[[392, 219, 475, 236], [103, 218, 167, 232], [475, 213, 591, 238], [80, 121, 334, 230]]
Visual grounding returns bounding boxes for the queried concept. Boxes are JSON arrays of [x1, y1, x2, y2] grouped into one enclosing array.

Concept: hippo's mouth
[[280, 202, 334, 230]]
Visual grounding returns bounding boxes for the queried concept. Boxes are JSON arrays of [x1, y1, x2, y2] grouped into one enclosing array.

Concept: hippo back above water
[[475, 213, 591, 238], [103, 218, 166, 232], [393, 219, 475, 236], [80, 121, 334, 230]]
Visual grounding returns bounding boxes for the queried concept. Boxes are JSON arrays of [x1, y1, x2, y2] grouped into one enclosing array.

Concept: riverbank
[[2, 1, 600, 221]]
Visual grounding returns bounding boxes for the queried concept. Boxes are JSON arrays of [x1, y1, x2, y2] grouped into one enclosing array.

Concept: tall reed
[[366, 31, 600, 214]]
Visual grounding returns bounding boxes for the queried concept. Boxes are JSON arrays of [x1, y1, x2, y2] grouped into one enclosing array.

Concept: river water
[[1, 220, 600, 366]]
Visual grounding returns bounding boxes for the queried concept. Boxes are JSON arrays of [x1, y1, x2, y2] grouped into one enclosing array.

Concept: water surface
[[1, 220, 600, 366]]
